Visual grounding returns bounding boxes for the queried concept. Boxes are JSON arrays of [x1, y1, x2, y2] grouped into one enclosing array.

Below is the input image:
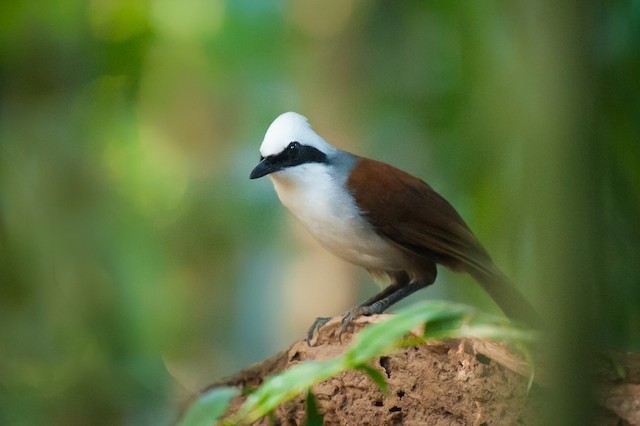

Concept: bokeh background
[[1, 1, 638, 425]]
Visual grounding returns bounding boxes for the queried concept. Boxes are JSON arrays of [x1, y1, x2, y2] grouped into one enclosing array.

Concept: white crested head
[[260, 112, 337, 158]]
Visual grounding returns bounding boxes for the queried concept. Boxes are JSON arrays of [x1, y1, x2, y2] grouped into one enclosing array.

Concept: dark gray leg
[[338, 263, 438, 338], [305, 273, 410, 345], [355, 272, 410, 308], [306, 264, 437, 345], [338, 279, 432, 336]]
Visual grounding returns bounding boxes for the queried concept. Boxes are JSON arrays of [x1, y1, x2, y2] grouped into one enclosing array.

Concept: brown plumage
[[347, 157, 540, 327]]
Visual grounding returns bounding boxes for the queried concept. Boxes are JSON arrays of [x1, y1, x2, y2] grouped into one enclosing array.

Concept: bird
[[250, 112, 540, 343]]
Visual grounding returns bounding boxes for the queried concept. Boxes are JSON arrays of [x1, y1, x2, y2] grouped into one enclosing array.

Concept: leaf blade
[[178, 386, 239, 426]]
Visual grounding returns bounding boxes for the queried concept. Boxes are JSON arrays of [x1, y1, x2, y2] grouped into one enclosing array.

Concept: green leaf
[[304, 390, 324, 426], [232, 358, 344, 424], [178, 386, 239, 426], [356, 364, 388, 393], [345, 301, 470, 365]]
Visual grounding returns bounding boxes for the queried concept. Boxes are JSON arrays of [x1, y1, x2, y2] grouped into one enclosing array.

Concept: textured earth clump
[[212, 315, 541, 425], [203, 316, 640, 425]]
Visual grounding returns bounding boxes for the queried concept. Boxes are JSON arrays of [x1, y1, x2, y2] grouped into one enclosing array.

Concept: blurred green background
[[1, 1, 638, 425]]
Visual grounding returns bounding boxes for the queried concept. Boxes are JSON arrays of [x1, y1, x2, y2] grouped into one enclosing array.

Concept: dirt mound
[[203, 315, 640, 424], [213, 315, 540, 425]]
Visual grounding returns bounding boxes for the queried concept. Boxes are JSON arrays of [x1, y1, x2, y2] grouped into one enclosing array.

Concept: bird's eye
[[259, 155, 265, 161], [287, 141, 300, 155]]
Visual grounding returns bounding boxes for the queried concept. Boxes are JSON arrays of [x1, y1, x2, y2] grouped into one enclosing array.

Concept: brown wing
[[347, 157, 494, 275]]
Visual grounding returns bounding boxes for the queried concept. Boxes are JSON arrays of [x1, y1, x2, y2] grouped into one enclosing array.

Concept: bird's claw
[[338, 306, 374, 342], [306, 316, 332, 346], [306, 307, 376, 346]]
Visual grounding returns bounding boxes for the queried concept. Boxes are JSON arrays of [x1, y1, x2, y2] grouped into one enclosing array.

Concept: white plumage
[[260, 112, 337, 158], [259, 112, 408, 275]]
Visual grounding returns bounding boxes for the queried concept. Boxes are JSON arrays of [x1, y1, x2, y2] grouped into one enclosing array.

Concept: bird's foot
[[338, 305, 379, 342], [306, 303, 385, 346], [306, 316, 332, 346]]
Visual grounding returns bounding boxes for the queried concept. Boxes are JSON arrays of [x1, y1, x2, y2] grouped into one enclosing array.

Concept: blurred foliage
[[0, 0, 638, 425], [177, 385, 238, 426]]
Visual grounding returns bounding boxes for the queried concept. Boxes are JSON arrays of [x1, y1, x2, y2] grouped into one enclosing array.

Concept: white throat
[[269, 161, 408, 275]]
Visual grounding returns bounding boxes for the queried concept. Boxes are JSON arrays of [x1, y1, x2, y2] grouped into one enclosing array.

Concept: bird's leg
[[354, 272, 409, 308], [339, 278, 431, 338], [305, 273, 410, 345], [355, 283, 402, 307], [305, 272, 432, 345]]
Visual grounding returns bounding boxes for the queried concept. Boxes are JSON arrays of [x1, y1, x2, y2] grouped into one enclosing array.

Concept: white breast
[[269, 163, 407, 274]]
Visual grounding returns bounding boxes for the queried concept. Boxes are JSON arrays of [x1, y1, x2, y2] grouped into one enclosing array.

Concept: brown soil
[[204, 315, 640, 425]]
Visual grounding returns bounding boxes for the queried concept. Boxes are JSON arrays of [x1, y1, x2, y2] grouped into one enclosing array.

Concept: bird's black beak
[[250, 157, 278, 179]]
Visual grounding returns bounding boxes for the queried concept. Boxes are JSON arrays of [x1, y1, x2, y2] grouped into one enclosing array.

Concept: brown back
[[346, 157, 494, 275]]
